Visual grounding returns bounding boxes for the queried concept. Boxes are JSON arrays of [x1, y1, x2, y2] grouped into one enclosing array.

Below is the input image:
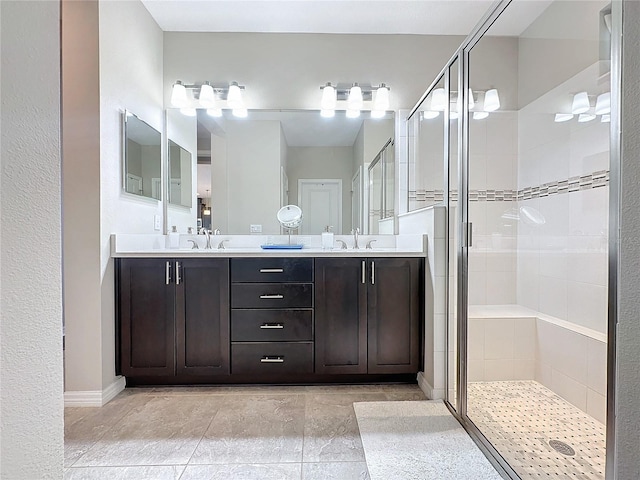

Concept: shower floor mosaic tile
[[467, 380, 605, 480]]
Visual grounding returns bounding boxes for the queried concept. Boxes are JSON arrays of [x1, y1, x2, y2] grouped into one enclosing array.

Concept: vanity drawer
[[231, 309, 313, 342], [231, 283, 313, 309], [231, 258, 313, 283], [231, 342, 313, 374]]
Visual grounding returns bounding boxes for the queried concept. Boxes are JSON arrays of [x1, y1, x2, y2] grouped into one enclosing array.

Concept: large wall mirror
[[123, 111, 162, 200], [166, 109, 394, 235]]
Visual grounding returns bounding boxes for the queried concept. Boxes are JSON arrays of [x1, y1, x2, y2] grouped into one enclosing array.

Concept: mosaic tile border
[[409, 170, 609, 204]]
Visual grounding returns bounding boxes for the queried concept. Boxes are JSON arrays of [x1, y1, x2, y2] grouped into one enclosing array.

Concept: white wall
[[1, 1, 64, 477], [287, 146, 353, 234], [226, 120, 282, 234]]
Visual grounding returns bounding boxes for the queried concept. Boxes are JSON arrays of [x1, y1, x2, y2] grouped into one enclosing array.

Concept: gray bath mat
[[354, 400, 502, 480]]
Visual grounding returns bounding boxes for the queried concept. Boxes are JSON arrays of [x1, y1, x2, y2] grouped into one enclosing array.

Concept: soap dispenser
[[168, 225, 180, 249], [321, 226, 334, 250]]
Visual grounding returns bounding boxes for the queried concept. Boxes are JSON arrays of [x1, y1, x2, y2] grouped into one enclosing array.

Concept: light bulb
[[484, 89, 500, 112], [199, 82, 216, 108], [373, 84, 390, 112], [227, 82, 243, 109], [371, 110, 386, 119], [171, 81, 188, 108], [320, 109, 335, 118], [571, 91, 590, 114], [431, 88, 446, 111], [346, 108, 361, 119], [321, 83, 337, 110], [348, 84, 363, 110], [595, 92, 610, 115], [578, 113, 596, 122], [207, 108, 223, 117], [473, 111, 489, 120], [232, 107, 248, 118], [554, 113, 574, 123]]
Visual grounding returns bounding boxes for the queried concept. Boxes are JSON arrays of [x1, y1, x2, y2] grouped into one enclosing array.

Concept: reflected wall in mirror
[[368, 139, 395, 234], [182, 109, 394, 235], [168, 140, 192, 207], [123, 112, 162, 200]]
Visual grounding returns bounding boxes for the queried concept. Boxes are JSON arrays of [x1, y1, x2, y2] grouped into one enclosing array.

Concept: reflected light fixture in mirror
[[430, 88, 446, 111], [371, 84, 390, 118], [554, 113, 574, 122], [595, 92, 610, 115], [473, 111, 489, 120], [578, 112, 596, 122], [571, 91, 590, 114], [203, 189, 211, 216], [483, 88, 500, 112]]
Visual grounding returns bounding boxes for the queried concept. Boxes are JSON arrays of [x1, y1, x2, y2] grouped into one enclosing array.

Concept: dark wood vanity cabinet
[[117, 258, 229, 378], [315, 257, 422, 375]]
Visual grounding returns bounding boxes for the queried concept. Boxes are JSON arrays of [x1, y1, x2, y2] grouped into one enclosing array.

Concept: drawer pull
[[260, 268, 284, 273], [259, 294, 284, 299], [260, 323, 284, 329], [260, 356, 284, 363]]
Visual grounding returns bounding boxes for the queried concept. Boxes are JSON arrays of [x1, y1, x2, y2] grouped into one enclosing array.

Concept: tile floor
[[64, 384, 426, 480], [467, 380, 606, 480]]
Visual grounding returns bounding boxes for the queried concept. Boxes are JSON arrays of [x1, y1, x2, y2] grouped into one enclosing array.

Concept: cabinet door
[[315, 258, 367, 374], [119, 258, 175, 376], [175, 258, 230, 376], [367, 258, 421, 374]]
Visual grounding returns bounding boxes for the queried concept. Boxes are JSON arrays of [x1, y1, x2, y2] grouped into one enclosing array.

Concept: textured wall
[[616, 1, 640, 477], [0, 1, 64, 477]]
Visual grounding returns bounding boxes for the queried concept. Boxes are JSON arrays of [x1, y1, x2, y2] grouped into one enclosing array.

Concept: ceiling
[[141, 0, 553, 36]]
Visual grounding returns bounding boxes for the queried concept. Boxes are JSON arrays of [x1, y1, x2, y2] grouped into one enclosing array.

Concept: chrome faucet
[[217, 239, 229, 250], [200, 228, 212, 249], [366, 239, 377, 249], [351, 228, 360, 249], [187, 239, 199, 250], [336, 239, 348, 250], [213, 228, 221, 235]]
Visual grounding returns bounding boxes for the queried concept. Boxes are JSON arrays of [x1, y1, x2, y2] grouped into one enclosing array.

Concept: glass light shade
[[554, 113, 574, 123], [473, 111, 489, 120], [370, 110, 386, 119], [232, 107, 248, 118], [595, 92, 611, 115], [430, 88, 446, 111], [421, 111, 440, 120], [484, 89, 500, 112], [468, 89, 475, 109], [373, 85, 390, 111], [348, 84, 363, 109], [199, 83, 216, 108], [207, 108, 223, 117], [171, 81, 188, 107], [571, 91, 590, 114], [321, 83, 337, 110], [320, 109, 335, 118], [203, 206, 211, 216], [601, 114, 611, 123], [578, 113, 596, 122], [179, 107, 197, 117], [227, 82, 243, 109], [450, 110, 459, 120], [346, 108, 361, 119]]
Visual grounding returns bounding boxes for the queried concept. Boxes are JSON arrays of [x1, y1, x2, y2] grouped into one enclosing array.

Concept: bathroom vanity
[[113, 235, 424, 385]]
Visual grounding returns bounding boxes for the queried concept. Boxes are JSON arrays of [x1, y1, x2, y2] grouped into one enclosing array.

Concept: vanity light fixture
[[199, 82, 216, 108], [578, 112, 596, 122], [483, 89, 500, 112], [371, 84, 390, 118], [321, 83, 337, 110], [171, 80, 189, 108], [421, 111, 440, 120], [348, 83, 364, 110], [318, 82, 390, 118], [571, 91, 590, 114], [227, 82, 243, 109], [473, 111, 489, 120], [554, 113, 574, 122], [430, 88, 446, 111], [595, 92, 611, 115]]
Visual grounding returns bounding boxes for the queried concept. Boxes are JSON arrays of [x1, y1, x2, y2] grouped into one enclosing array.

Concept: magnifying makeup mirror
[[261, 205, 304, 249]]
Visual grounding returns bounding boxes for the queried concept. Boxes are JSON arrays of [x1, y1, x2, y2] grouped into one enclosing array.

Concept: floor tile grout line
[[181, 406, 220, 475]]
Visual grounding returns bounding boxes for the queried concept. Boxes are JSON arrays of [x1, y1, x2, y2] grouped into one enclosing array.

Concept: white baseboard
[[64, 376, 126, 407], [417, 372, 445, 400]]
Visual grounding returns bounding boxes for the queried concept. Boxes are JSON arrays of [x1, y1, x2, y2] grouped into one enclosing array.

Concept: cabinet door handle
[[260, 356, 284, 363], [175, 261, 181, 285], [260, 268, 284, 273], [260, 323, 284, 329], [362, 260, 366, 284], [371, 261, 375, 285], [165, 261, 171, 285], [259, 294, 284, 299]]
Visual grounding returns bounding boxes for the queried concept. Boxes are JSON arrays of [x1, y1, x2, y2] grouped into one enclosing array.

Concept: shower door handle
[[468, 222, 473, 248], [463, 222, 473, 248]]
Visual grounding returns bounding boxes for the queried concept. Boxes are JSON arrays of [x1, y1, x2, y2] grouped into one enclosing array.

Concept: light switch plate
[[154, 214, 161, 231], [250, 224, 262, 233]]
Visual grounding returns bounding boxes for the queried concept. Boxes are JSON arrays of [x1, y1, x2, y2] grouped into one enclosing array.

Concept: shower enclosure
[[407, 0, 618, 478]]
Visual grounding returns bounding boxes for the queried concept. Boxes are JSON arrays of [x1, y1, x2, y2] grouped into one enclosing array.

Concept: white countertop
[[111, 234, 427, 258]]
